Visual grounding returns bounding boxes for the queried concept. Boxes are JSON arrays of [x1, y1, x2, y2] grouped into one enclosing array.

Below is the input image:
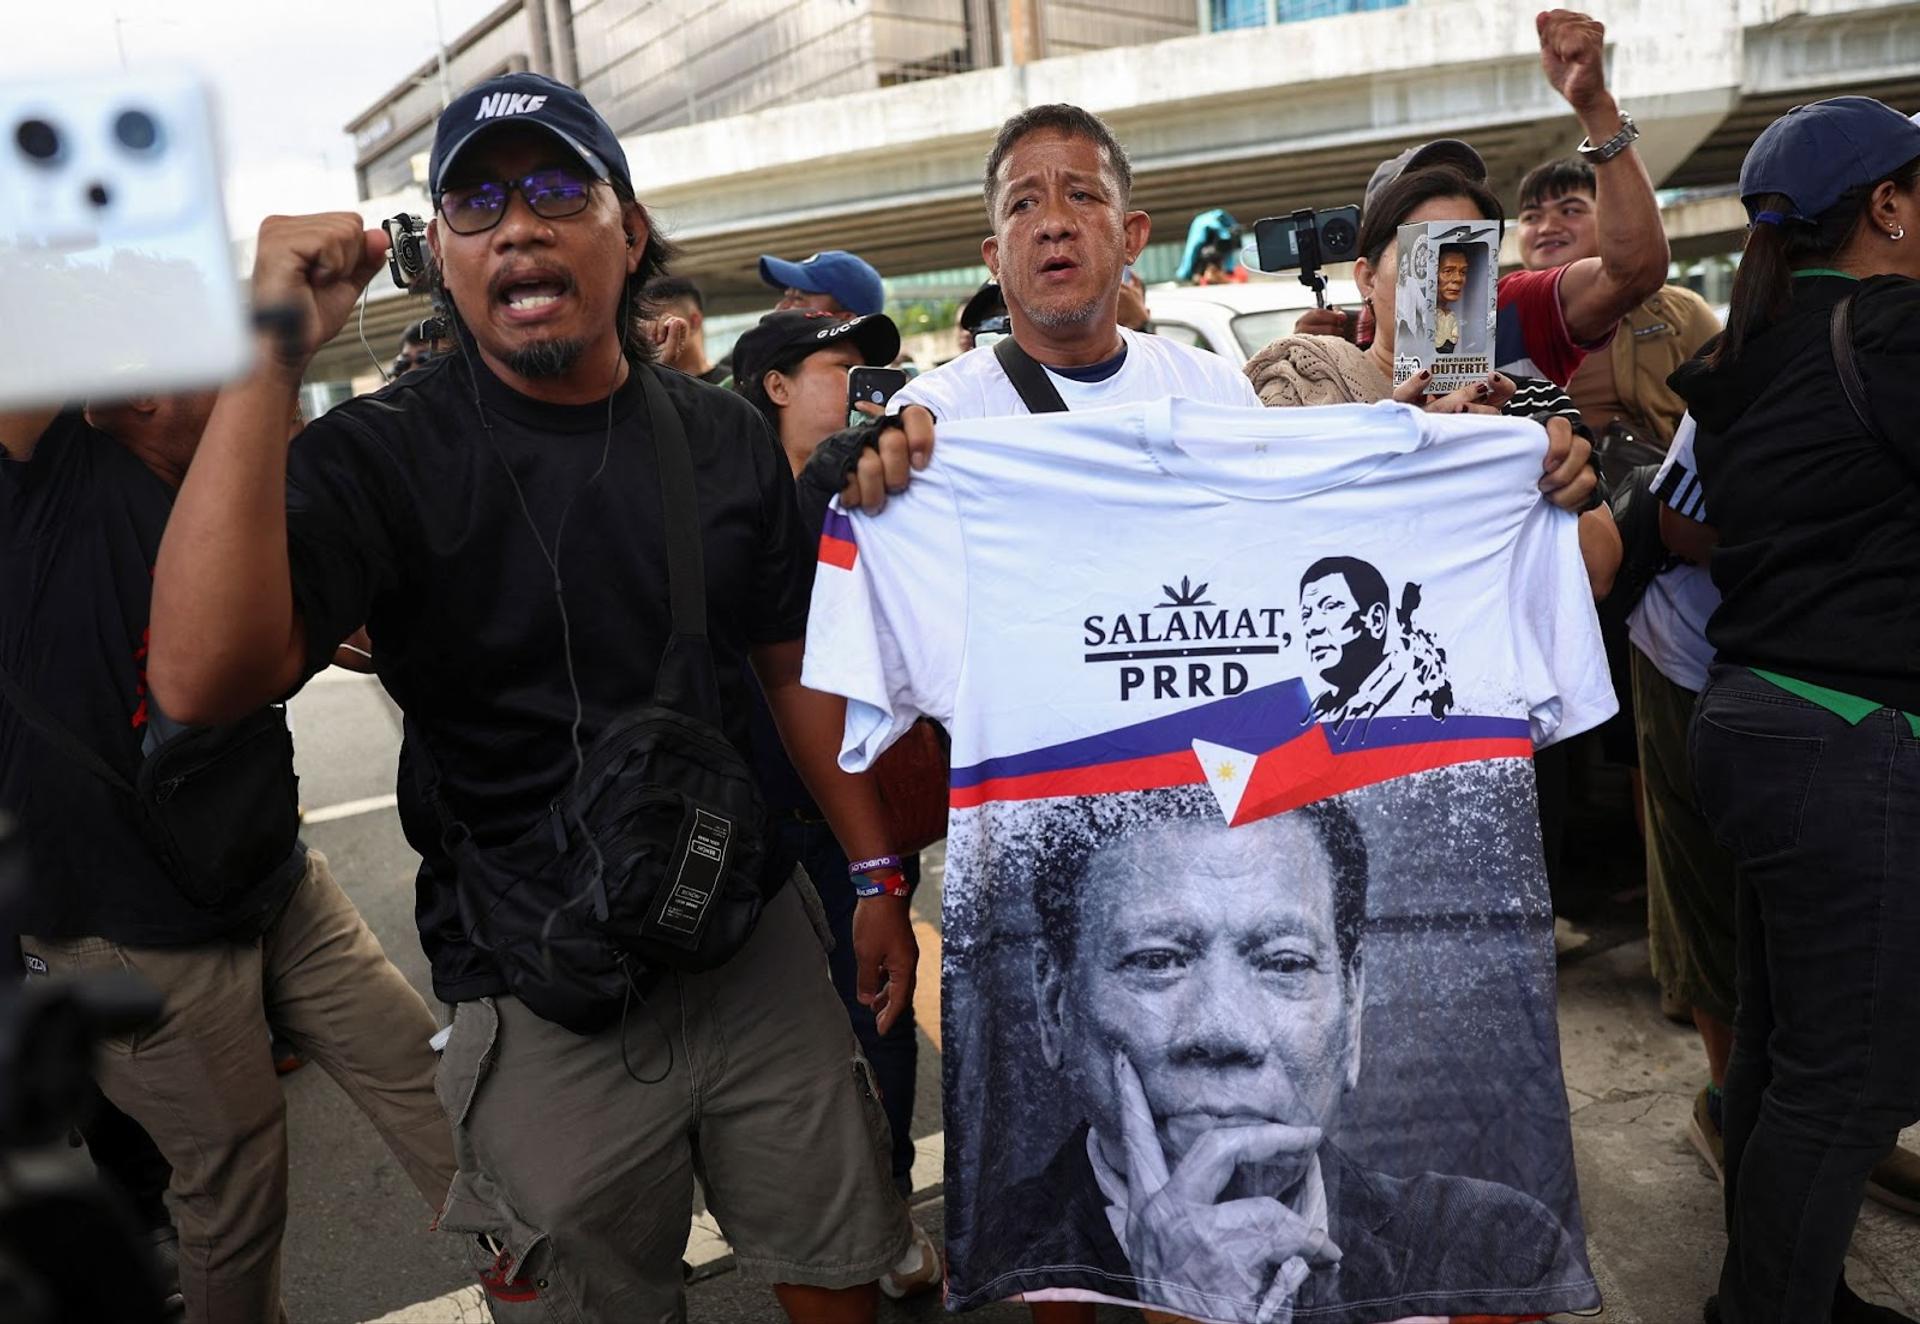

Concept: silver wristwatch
[[1576, 110, 1639, 164]]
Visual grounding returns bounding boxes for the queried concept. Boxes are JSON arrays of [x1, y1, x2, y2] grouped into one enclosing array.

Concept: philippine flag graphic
[[948, 679, 1531, 824], [818, 507, 858, 570]]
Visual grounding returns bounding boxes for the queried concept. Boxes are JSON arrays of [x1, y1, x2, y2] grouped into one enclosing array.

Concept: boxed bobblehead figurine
[[1391, 220, 1499, 394]]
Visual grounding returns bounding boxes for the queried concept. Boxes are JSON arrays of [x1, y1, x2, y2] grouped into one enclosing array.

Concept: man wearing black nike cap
[[149, 71, 917, 1323]]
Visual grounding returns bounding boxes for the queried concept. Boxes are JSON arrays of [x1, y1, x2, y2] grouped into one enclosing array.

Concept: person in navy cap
[[1671, 95, 1920, 1324], [759, 248, 887, 319], [146, 70, 921, 1324]]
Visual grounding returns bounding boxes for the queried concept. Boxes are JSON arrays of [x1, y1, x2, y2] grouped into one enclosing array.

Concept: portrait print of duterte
[[1299, 556, 1453, 731], [984, 797, 1581, 1324]]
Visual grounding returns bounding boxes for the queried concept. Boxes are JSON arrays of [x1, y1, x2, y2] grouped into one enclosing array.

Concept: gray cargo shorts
[[433, 873, 913, 1322]]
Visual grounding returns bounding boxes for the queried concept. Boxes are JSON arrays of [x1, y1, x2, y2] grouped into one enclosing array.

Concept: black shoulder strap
[[638, 364, 724, 723], [992, 336, 1071, 415], [638, 364, 706, 641], [0, 660, 136, 795], [1830, 289, 1890, 448]]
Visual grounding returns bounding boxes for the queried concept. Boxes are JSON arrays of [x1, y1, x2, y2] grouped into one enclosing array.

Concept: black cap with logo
[[429, 72, 632, 198], [730, 312, 901, 397]]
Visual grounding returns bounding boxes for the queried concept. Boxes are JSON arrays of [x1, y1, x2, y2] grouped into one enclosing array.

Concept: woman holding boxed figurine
[[1243, 163, 1619, 600]]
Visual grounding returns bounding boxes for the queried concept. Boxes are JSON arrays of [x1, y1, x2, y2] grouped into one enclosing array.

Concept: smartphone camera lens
[[15, 118, 60, 164], [113, 109, 161, 154]]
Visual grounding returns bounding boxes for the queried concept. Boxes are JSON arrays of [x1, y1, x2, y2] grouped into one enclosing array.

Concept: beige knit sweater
[[1242, 333, 1392, 408]]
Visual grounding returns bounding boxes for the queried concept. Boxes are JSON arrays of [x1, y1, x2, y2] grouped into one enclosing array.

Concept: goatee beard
[[504, 337, 588, 379]]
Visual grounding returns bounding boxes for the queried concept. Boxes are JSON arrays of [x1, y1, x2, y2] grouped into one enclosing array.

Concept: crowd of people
[[2, 6, 1917, 1324]]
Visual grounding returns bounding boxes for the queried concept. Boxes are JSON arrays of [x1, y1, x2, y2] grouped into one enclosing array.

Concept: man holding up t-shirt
[[802, 99, 1602, 1324], [148, 73, 914, 1324]]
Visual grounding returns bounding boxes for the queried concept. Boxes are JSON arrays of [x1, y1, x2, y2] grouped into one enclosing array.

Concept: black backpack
[[417, 365, 777, 1035]]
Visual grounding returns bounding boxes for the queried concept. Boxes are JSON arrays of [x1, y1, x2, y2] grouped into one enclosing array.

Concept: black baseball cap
[[429, 72, 632, 197], [958, 280, 1006, 333], [731, 311, 901, 395], [1365, 139, 1488, 207]]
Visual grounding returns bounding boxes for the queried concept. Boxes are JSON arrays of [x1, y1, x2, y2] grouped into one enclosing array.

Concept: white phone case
[[0, 69, 251, 408]]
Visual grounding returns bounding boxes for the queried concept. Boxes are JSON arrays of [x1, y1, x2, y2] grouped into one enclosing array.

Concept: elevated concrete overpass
[[630, 0, 1920, 311], [309, 0, 1920, 380]]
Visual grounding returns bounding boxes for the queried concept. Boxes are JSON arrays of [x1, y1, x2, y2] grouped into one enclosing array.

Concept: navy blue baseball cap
[[758, 250, 886, 317], [429, 72, 631, 198], [1739, 96, 1920, 222]]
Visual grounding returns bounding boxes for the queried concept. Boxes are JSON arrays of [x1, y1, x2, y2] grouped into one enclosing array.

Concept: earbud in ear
[[624, 233, 636, 247]]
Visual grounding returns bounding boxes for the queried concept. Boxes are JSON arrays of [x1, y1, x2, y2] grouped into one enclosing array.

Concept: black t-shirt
[[285, 353, 814, 1001], [0, 414, 299, 944], [1674, 274, 1920, 712]]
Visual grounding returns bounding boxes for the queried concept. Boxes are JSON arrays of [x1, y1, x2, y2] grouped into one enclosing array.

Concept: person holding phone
[[729, 307, 941, 1299], [733, 310, 905, 476]]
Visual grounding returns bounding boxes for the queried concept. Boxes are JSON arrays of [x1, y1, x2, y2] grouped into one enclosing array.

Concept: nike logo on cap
[[476, 92, 549, 120]]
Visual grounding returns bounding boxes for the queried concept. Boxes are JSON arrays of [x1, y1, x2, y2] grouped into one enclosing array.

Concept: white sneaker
[[879, 1218, 941, 1299]]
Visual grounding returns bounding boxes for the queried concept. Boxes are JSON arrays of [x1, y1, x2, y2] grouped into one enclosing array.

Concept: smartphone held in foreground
[[0, 69, 250, 409]]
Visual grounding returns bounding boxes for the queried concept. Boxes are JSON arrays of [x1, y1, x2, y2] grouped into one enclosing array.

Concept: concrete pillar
[[525, 0, 552, 76], [546, 0, 578, 85], [966, 0, 1000, 68], [1009, 0, 1045, 64]]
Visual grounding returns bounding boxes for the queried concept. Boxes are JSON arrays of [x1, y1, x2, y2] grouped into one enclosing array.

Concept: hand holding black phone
[[848, 366, 908, 415]]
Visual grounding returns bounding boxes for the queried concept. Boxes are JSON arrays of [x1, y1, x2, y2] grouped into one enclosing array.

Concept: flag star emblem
[[1193, 739, 1257, 825]]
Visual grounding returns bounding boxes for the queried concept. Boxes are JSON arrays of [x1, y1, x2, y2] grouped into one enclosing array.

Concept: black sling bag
[[1830, 287, 1920, 486], [417, 364, 776, 1035], [993, 335, 1072, 414], [0, 665, 300, 910]]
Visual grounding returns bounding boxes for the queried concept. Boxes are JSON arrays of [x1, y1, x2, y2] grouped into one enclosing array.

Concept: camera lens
[[1323, 219, 1356, 253], [15, 118, 60, 163], [114, 109, 161, 154]]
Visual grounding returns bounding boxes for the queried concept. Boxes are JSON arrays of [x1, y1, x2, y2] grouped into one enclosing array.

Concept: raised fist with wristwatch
[[1538, 9, 1640, 165]]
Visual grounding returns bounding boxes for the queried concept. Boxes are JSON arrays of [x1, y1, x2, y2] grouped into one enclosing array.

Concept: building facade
[[347, 0, 1202, 199]]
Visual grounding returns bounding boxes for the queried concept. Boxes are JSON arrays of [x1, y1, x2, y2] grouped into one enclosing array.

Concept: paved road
[[277, 669, 1920, 1324]]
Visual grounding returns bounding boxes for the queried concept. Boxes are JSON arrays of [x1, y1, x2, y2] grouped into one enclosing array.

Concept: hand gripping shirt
[[804, 399, 1611, 1324]]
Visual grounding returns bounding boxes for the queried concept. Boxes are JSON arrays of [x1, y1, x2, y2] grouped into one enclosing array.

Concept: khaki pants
[[20, 849, 456, 1324], [435, 877, 912, 1323]]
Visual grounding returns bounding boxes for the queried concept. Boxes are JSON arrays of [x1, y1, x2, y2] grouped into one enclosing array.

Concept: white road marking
[[361, 1131, 949, 1322], [303, 793, 399, 824], [363, 1286, 490, 1322]]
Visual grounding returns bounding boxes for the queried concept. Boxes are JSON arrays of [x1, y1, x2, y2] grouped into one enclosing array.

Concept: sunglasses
[[436, 167, 598, 235]]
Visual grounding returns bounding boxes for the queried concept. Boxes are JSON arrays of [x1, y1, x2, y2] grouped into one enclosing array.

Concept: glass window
[[1232, 309, 1308, 357], [1273, 0, 1407, 20], [1210, 0, 1270, 28], [1152, 321, 1209, 350]]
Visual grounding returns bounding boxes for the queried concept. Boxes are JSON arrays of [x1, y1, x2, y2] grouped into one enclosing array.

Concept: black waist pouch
[[432, 689, 779, 1034], [0, 661, 300, 911], [134, 710, 301, 907], [420, 365, 784, 1035]]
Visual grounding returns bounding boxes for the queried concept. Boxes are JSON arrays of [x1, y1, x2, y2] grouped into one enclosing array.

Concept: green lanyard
[[1792, 268, 1858, 280]]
